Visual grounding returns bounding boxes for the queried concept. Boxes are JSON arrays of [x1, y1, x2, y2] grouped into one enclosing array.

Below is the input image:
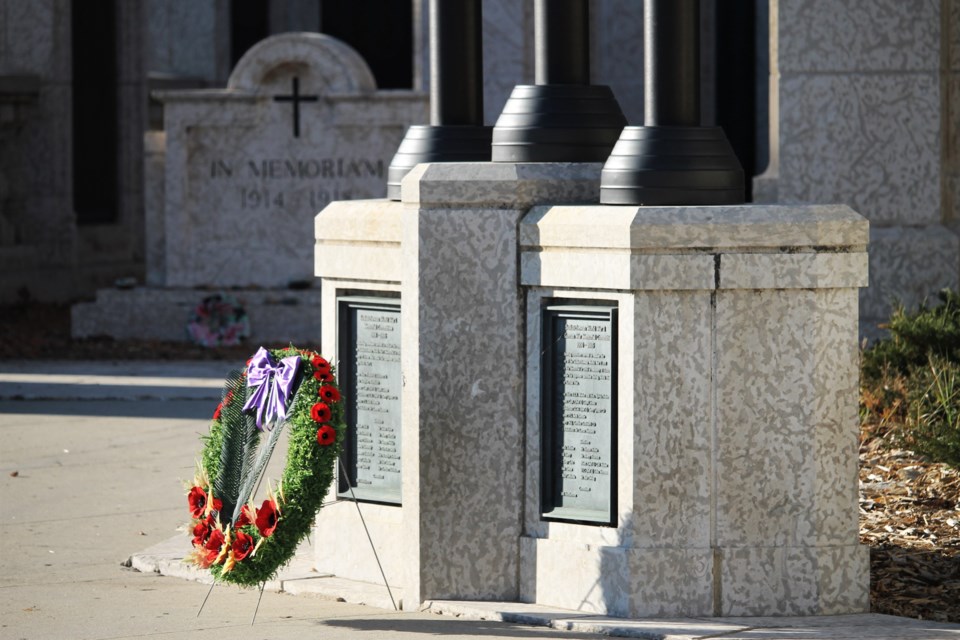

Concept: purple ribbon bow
[[241, 347, 302, 430]]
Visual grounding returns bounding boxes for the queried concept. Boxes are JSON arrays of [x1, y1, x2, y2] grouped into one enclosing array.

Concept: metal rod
[[644, 0, 700, 126], [430, 0, 483, 125], [251, 582, 266, 625], [197, 579, 216, 617], [535, 0, 590, 85], [337, 457, 398, 611]]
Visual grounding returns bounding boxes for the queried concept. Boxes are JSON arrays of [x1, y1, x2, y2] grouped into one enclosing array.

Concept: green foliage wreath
[[185, 345, 344, 587]]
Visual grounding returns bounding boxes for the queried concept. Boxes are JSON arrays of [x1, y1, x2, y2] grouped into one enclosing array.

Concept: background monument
[[71, 32, 426, 343]]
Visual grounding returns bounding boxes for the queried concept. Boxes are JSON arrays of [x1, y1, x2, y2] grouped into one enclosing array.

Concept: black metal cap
[[386, 125, 493, 200], [600, 126, 744, 205], [491, 85, 627, 163]]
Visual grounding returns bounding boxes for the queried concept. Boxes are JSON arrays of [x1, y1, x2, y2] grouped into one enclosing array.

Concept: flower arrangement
[[187, 294, 251, 347], [185, 345, 343, 586]]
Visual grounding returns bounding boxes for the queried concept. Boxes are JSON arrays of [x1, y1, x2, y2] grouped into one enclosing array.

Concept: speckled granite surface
[[315, 164, 869, 617]]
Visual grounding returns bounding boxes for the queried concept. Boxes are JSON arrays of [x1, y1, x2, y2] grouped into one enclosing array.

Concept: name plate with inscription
[[541, 304, 617, 525], [337, 296, 402, 505]]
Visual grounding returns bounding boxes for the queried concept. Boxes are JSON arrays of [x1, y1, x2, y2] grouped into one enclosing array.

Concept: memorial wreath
[[185, 345, 343, 586], [186, 293, 251, 347]]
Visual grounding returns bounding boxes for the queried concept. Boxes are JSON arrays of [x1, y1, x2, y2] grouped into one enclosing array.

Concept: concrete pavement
[[2, 359, 959, 639]]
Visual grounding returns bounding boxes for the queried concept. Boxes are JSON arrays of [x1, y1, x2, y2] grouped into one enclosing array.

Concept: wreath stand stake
[[252, 582, 266, 625], [197, 462, 399, 620], [197, 579, 217, 618], [338, 457, 399, 611]]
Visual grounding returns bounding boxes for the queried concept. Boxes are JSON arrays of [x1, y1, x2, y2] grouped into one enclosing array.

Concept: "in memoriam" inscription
[[541, 304, 617, 525], [203, 156, 385, 210]]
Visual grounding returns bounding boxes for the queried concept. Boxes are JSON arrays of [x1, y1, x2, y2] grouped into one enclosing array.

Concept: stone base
[[519, 537, 715, 618], [519, 202, 871, 619], [313, 500, 407, 590], [719, 544, 870, 617], [519, 538, 868, 618], [70, 286, 321, 344]]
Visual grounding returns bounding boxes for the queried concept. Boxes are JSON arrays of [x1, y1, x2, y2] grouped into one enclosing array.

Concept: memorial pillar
[[386, 0, 491, 200], [491, 0, 626, 163], [600, 0, 744, 205], [399, 162, 601, 604]]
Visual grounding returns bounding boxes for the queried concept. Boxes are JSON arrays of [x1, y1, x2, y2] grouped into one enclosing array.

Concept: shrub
[[903, 356, 960, 468], [861, 289, 960, 469], [862, 289, 960, 382]]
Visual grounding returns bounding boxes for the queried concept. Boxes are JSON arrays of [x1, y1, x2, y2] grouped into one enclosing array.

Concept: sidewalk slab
[[0, 359, 230, 400], [421, 602, 960, 639], [132, 536, 960, 639], [129, 533, 404, 612]]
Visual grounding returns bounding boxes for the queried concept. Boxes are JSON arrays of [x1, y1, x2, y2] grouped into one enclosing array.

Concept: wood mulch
[[3, 302, 959, 621], [859, 427, 960, 622]]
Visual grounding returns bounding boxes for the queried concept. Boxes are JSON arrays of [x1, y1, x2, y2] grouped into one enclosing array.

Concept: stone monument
[[315, 163, 869, 617], [311, 0, 869, 618], [72, 33, 426, 343]]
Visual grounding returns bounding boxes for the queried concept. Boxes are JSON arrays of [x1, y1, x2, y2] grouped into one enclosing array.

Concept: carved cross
[[273, 77, 318, 138]]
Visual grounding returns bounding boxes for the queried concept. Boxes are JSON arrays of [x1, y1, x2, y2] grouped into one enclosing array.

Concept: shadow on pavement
[[318, 616, 602, 639], [0, 398, 214, 420]]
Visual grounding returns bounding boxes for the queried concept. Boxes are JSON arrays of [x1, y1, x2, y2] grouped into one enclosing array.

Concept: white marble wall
[[0, 0, 76, 301], [592, 0, 645, 124], [770, 0, 958, 334], [146, 0, 223, 83], [1, 0, 147, 302]]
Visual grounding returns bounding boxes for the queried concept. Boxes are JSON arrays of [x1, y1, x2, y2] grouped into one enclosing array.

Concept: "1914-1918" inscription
[[541, 304, 617, 525], [206, 156, 386, 210]]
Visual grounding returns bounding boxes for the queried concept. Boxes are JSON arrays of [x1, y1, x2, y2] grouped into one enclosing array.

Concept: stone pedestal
[[313, 163, 869, 617], [519, 203, 869, 616], [313, 165, 601, 606], [312, 198, 407, 593]]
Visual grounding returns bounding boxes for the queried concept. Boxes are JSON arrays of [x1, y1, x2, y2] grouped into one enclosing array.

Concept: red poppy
[[231, 530, 255, 562], [316, 424, 336, 446], [255, 499, 279, 538], [318, 385, 341, 403], [313, 369, 333, 382], [311, 356, 330, 374], [191, 516, 213, 547], [235, 504, 253, 528], [188, 486, 208, 518], [204, 528, 225, 553], [310, 402, 331, 423], [213, 402, 223, 421]]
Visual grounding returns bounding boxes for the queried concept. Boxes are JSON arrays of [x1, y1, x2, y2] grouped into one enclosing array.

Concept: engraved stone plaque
[[337, 296, 402, 504], [541, 304, 617, 524]]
